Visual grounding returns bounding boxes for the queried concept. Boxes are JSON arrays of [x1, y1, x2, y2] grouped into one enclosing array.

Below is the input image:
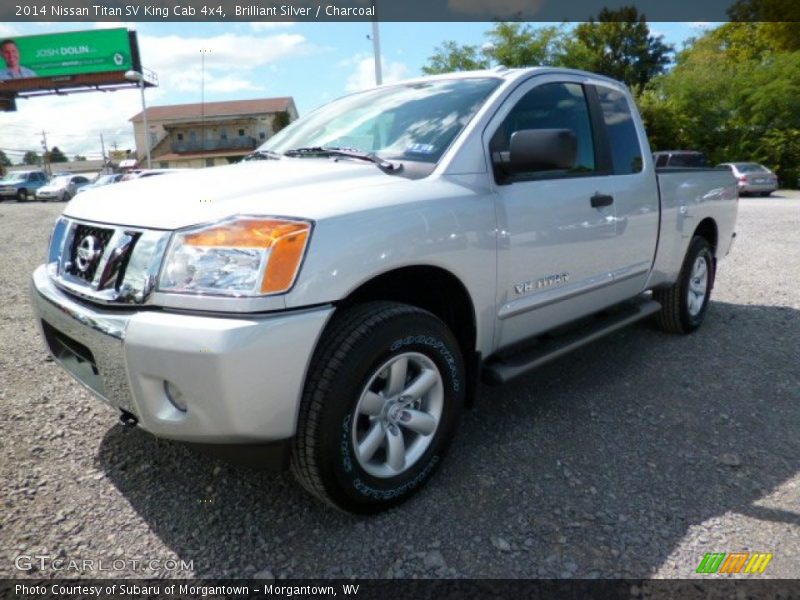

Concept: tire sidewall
[[317, 312, 464, 511], [679, 238, 714, 331]]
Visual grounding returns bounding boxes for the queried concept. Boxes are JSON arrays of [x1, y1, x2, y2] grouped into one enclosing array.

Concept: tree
[[484, 23, 564, 69], [48, 146, 68, 163], [22, 151, 40, 165], [73, 154, 87, 162], [641, 18, 800, 186], [422, 41, 489, 75], [422, 11, 671, 88], [560, 7, 673, 88], [0, 150, 11, 167], [423, 24, 563, 75], [273, 111, 291, 133]]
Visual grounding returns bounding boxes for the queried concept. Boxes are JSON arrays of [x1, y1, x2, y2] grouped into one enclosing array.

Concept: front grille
[[66, 224, 114, 282]]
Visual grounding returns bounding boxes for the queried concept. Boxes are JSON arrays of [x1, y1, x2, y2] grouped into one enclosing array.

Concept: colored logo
[[696, 552, 773, 574]]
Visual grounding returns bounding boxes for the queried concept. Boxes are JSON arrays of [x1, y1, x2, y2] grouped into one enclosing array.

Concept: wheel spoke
[[401, 368, 438, 401], [399, 409, 438, 436], [688, 292, 699, 315], [385, 425, 406, 472], [360, 391, 385, 416], [694, 259, 707, 280], [357, 422, 385, 462], [386, 357, 408, 396]]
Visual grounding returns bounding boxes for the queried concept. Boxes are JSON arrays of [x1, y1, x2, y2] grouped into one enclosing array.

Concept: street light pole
[[371, 20, 382, 86], [125, 70, 152, 169]]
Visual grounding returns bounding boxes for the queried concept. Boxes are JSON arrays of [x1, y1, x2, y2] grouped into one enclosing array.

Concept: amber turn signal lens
[[183, 218, 311, 294]]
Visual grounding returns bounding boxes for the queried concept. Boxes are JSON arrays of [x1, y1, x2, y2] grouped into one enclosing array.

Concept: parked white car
[[35, 174, 91, 202], [75, 173, 123, 194]]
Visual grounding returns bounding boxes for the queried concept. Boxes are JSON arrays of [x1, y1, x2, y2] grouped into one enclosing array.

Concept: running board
[[482, 298, 661, 385]]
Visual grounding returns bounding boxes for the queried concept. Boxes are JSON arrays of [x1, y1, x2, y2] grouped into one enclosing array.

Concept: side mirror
[[498, 129, 578, 174]]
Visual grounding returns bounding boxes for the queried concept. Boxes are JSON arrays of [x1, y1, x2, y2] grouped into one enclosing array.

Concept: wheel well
[[342, 266, 477, 355], [694, 218, 718, 254], [340, 266, 480, 404]]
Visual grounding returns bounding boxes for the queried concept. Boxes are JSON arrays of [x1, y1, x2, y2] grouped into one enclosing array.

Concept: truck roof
[[386, 66, 629, 91]]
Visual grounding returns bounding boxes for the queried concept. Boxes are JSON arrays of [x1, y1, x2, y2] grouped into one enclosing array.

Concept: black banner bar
[[3, 0, 800, 22], [3, 579, 800, 600]]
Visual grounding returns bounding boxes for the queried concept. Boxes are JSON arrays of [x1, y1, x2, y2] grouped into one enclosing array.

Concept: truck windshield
[[258, 77, 502, 164]]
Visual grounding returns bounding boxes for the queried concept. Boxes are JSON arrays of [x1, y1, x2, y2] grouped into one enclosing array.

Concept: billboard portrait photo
[[0, 28, 142, 98]]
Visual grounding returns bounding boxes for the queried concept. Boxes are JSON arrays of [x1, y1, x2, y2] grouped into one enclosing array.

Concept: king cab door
[[486, 74, 657, 349]]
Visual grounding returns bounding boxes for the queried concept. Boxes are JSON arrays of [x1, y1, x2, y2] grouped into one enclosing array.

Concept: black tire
[[760, 191, 772, 197], [653, 236, 715, 334], [62, 192, 71, 202], [291, 301, 465, 513], [16, 189, 27, 202]]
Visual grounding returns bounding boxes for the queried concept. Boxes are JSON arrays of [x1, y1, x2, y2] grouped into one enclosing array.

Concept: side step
[[482, 298, 661, 385]]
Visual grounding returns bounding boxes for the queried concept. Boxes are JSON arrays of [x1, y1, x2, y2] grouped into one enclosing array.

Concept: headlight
[[158, 216, 312, 296]]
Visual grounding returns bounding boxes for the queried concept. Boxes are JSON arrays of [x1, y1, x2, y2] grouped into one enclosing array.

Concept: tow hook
[[119, 410, 139, 428]]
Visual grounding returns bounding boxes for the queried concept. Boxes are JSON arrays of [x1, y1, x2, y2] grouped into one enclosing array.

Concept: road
[[1, 192, 798, 579]]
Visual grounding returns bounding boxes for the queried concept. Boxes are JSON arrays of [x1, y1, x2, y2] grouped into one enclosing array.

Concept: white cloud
[[0, 30, 315, 163], [139, 32, 311, 72], [689, 22, 712, 30], [345, 56, 409, 93], [0, 87, 161, 160], [0, 24, 18, 37], [137, 32, 314, 94]]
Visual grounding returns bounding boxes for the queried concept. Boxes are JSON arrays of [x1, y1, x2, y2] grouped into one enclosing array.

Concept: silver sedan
[[716, 162, 778, 196]]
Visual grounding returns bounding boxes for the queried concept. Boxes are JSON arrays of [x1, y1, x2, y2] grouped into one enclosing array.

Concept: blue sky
[[0, 21, 714, 161]]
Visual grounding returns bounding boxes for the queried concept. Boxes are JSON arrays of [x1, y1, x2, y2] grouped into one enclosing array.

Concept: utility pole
[[100, 133, 107, 172], [200, 49, 210, 156], [40, 130, 50, 176], [371, 20, 382, 86]]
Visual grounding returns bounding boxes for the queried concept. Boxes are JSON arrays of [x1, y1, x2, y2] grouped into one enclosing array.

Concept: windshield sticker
[[407, 143, 435, 155]]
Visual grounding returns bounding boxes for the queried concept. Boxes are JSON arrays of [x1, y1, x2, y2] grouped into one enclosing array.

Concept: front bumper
[[31, 264, 333, 443]]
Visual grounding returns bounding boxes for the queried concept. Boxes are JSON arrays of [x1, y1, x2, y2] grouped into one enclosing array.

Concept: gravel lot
[[1, 192, 798, 580]]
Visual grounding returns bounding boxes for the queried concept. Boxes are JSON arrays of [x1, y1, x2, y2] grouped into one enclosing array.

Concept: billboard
[[0, 28, 134, 81]]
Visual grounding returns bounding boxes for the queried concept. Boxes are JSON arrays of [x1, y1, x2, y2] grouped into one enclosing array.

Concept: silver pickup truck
[[32, 68, 738, 513]]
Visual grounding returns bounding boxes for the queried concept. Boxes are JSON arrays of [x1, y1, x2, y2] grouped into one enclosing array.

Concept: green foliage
[[422, 8, 672, 88], [485, 23, 564, 69], [422, 41, 490, 74], [561, 7, 673, 88], [754, 129, 800, 190], [273, 111, 291, 133], [72, 154, 87, 162], [0, 149, 11, 167], [643, 14, 800, 187], [48, 146, 68, 163], [22, 151, 40, 165]]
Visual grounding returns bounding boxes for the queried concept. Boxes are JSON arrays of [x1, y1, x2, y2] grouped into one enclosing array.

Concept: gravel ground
[[1, 192, 798, 580]]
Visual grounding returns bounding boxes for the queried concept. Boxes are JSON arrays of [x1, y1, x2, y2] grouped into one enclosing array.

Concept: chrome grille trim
[[51, 218, 172, 305]]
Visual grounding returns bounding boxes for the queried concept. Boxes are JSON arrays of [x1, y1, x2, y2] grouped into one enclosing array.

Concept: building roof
[[7, 159, 105, 173], [130, 97, 294, 122]]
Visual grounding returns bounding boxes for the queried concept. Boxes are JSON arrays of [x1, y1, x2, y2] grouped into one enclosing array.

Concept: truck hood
[[64, 159, 411, 230]]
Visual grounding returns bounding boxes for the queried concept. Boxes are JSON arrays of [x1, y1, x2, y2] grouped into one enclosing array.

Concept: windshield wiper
[[283, 146, 401, 173], [243, 149, 283, 161]]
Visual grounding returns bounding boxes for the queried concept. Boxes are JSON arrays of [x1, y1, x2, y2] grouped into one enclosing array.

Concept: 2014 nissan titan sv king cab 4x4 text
[[32, 68, 738, 513]]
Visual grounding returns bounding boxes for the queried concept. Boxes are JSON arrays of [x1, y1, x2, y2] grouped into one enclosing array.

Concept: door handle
[[591, 193, 614, 208]]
